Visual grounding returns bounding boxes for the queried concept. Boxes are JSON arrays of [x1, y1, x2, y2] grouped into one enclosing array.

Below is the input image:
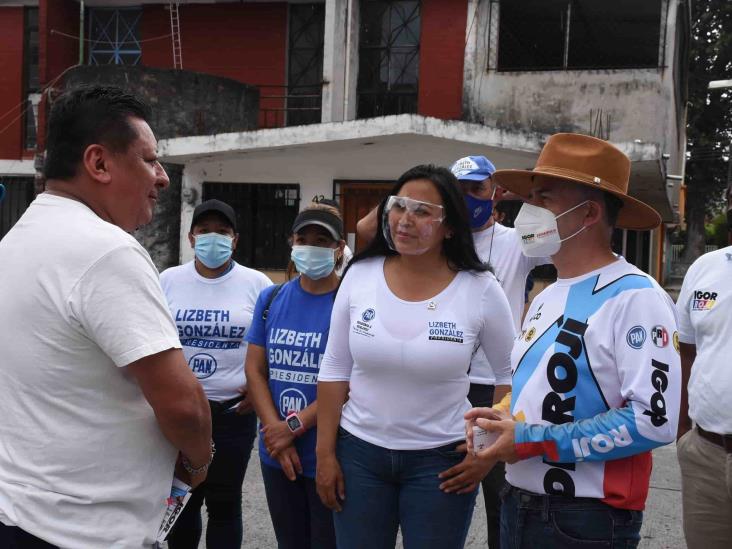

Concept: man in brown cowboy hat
[[465, 133, 680, 547]]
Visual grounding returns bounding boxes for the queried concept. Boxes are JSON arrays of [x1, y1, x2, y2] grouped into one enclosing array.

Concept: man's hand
[[261, 421, 295, 458], [234, 385, 253, 415], [276, 445, 303, 481], [316, 452, 345, 512], [438, 444, 493, 494], [464, 407, 519, 465], [464, 406, 509, 454]]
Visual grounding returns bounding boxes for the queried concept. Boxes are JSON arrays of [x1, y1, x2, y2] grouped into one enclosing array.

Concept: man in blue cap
[[436, 156, 550, 549]]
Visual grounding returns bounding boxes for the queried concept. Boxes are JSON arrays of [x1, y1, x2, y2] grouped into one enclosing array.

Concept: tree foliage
[[683, 0, 732, 259]]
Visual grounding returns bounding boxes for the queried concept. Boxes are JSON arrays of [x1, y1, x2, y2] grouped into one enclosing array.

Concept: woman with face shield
[[244, 202, 345, 549], [160, 199, 272, 549], [315, 165, 515, 549]]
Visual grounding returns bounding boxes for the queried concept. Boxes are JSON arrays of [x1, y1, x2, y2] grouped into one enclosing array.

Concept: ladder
[[169, 2, 183, 69]]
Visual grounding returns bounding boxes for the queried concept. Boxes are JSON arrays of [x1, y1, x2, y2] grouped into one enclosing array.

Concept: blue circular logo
[[188, 353, 217, 379], [279, 388, 308, 416], [626, 326, 646, 349], [362, 308, 376, 322]]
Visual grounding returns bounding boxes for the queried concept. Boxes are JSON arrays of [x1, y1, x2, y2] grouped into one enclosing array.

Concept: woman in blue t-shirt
[[245, 202, 346, 549]]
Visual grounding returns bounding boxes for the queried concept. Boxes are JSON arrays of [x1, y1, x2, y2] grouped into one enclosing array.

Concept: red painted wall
[[0, 8, 25, 159], [141, 3, 288, 128], [418, 0, 467, 120], [40, 0, 78, 85], [38, 0, 78, 151]]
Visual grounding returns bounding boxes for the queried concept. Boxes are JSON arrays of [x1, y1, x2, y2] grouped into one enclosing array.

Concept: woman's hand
[[234, 385, 253, 415], [438, 447, 493, 494], [276, 446, 303, 481], [316, 453, 345, 512], [261, 421, 295, 458]]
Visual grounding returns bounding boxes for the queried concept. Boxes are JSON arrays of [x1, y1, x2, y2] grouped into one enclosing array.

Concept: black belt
[[208, 395, 245, 415], [697, 426, 732, 453]]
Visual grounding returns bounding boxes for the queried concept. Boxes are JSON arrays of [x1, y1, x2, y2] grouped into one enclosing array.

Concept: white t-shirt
[[0, 194, 181, 548], [318, 256, 514, 449], [469, 223, 550, 384], [506, 258, 680, 509], [676, 246, 732, 434], [160, 261, 271, 401]]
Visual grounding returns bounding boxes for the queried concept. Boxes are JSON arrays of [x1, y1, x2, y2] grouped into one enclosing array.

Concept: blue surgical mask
[[194, 233, 234, 269], [464, 193, 493, 229], [291, 245, 336, 280]]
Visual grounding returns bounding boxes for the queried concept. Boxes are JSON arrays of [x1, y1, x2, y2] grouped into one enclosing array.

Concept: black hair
[[346, 164, 490, 275], [44, 85, 152, 180], [604, 193, 623, 228]]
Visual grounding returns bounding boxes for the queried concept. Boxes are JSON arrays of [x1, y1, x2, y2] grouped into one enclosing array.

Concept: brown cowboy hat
[[492, 133, 661, 230]]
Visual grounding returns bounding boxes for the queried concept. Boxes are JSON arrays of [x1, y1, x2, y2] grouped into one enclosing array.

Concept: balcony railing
[[257, 83, 323, 129]]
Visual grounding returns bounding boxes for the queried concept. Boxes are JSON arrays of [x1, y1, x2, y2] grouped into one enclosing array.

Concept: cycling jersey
[[506, 257, 680, 510]]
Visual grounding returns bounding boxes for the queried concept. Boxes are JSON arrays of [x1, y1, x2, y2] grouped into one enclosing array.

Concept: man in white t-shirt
[[445, 156, 551, 549], [0, 86, 212, 548], [676, 245, 732, 548]]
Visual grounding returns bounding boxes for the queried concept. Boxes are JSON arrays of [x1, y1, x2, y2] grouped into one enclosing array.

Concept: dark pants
[[167, 410, 257, 549], [260, 462, 336, 549], [0, 524, 57, 549], [500, 484, 643, 548], [334, 428, 477, 549], [467, 383, 504, 549]]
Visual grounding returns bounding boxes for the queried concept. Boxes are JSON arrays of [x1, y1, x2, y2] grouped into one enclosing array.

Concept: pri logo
[[188, 353, 217, 379], [626, 326, 646, 349], [650, 325, 669, 348], [361, 308, 376, 322], [691, 290, 718, 311]]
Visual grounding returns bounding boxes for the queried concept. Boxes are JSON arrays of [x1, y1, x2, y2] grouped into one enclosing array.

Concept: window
[[358, 0, 420, 119], [23, 7, 39, 150], [498, 0, 663, 71], [88, 8, 142, 66], [287, 4, 325, 127], [202, 183, 300, 270]]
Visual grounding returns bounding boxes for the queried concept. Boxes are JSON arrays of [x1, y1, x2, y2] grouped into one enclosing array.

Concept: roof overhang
[[0, 160, 35, 177], [158, 114, 674, 224]]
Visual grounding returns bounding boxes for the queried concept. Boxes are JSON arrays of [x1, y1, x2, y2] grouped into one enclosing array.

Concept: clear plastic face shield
[[382, 195, 445, 255]]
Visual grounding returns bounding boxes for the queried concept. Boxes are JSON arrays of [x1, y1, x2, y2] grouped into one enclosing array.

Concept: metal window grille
[[496, 0, 664, 72], [357, 0, 420, 119], [88, 8, 142, 66], [202, 183, 301, 270], [286, 4, 325, 127]]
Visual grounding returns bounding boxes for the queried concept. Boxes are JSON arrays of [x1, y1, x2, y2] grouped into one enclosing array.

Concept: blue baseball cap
[[0, 183, 5, 202], [450, 156, 496, 182]]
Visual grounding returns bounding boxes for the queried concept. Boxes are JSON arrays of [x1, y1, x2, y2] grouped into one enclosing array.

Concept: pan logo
[[362, 308, 376, 322], [188, 353, 217, 379], [626, 326, 646, 349], [280, 388, 307, 415]]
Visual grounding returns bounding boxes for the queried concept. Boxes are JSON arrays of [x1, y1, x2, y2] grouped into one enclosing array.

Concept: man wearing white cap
[[466, 133, 680, 547]]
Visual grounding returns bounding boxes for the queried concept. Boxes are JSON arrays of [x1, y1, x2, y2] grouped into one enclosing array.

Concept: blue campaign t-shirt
[[246, 277, 335, 478]]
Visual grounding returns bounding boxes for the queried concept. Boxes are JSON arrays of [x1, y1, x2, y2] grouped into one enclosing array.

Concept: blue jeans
[[167, 410, 257, 549], [260, 462, 336, 549], [334, 428, 477, 549], [500, 484, 643, 549]]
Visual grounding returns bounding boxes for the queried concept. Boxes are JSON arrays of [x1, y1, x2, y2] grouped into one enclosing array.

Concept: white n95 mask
[[514, 201, 589, 257]]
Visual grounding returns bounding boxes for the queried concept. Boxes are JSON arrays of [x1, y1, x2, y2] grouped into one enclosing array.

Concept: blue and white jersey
[[507, 258, 680, 510], [246, 278, 335, 478]]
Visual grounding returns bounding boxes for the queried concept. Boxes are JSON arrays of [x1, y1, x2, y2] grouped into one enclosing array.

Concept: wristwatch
[[285, 412, 306, 437]]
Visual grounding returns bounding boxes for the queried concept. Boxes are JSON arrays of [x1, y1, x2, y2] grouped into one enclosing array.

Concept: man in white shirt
[[676, 245, 732, 548], [0, 86, 212, 548]]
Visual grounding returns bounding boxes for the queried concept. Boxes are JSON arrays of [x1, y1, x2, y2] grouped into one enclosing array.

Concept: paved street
[[185, 439, 685, 548]]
